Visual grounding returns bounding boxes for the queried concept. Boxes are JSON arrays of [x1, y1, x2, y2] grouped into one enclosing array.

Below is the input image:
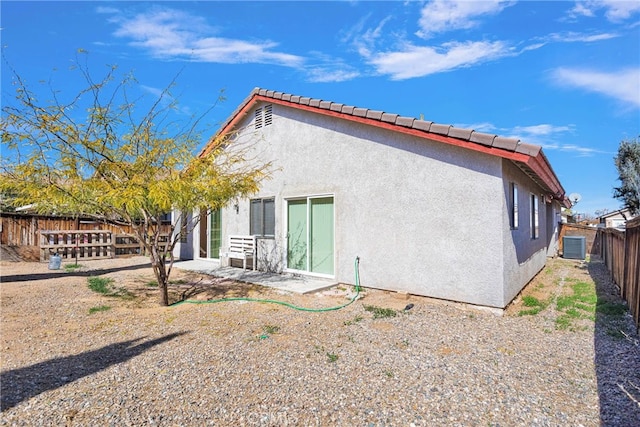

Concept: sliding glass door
[[287, 196, 334, 275], [199, 208, 221, 259]]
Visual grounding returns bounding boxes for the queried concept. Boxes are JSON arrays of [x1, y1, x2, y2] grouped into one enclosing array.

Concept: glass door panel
[[287, 197, 334, 275], [310, 197, 334, 274], [287, 199, 308, 270], [209, 209, 221, 259]]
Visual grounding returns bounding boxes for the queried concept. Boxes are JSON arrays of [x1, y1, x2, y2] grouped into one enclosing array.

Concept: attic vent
[[255, 107, 263, 129], [264, 104, 273, 126], [254, 105, 273, 130]]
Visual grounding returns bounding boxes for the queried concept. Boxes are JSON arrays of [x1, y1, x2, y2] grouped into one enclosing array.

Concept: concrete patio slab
[[173, 259, 338, 294]]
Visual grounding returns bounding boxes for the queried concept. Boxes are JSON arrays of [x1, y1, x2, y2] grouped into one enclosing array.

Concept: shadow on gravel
[[175, 278, 262, 301], [0, 332, 188, 411], [0, 261, 152, 284], [589, 259, 640, 426]]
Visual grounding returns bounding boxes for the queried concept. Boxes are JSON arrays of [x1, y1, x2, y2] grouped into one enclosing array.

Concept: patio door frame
[[197, 208, 222, 260], [284, 194, 335, 278]]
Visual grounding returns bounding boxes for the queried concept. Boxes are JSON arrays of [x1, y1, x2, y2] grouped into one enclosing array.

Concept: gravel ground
[[1, 255, 639, 426]]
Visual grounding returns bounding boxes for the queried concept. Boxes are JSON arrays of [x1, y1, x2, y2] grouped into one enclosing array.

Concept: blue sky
[[2, 1, 639, 217]]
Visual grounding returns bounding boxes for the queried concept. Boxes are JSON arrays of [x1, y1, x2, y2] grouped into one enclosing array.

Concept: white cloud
[[568, 0, 640, 22], [455, 121, 601, 157], [368, 40, 511, 80], [512, 124, 575, 136], [557, 144, 607, 156], [508, 124, 608, 157], [306, 67, 361, 83], [453, 122, 498, 133], [552, 67, 640, 107], [547, 31, 619, 43], [106, 7, 304, 67], [417, 0, 513, 39], [342, 13, 393, 58]]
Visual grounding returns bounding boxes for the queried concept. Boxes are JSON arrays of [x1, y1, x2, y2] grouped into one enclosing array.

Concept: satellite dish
[[569, 193, 582, 205]]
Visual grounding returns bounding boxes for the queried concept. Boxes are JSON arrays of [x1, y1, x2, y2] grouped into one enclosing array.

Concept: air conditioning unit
[[563, 236, 586, 259]]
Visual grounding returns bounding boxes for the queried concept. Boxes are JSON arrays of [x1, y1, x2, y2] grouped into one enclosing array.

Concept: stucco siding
[[501, 159, 551, 306], [222, 102, 508, 307]]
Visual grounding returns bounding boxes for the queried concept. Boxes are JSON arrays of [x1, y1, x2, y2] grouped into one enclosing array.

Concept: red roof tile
[[203, 87, 568, 205]]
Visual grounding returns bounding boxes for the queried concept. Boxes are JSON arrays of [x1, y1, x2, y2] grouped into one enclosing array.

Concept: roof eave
[[200, 89, 567, 203]]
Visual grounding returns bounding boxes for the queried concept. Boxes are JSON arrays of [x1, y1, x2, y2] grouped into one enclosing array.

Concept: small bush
[[263, 325, 280, 334], [87, 276, 133, 299], [88, 305, 111, 314], [518, 295, 548, 316], [326, 352, 339, 363], [522, 296, 542, 307], [88, 277, 114, 294], [344, 315, 364, 326], [364, 305, 397, 319], [518, 307, 544, 316]]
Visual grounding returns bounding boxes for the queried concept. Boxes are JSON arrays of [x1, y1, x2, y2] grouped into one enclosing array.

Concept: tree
[[613, 138, 640, 215], [1, 56, 270, 305]]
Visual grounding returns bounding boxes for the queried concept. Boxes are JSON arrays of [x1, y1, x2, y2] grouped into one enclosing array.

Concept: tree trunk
[[147, 243, 170, 306]]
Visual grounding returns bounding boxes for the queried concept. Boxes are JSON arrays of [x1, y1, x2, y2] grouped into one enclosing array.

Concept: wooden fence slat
[[2, 213, 172, 262], [1, 213, 171, 246], [35, 229, 171, 261], [597, 217, 640, 331]]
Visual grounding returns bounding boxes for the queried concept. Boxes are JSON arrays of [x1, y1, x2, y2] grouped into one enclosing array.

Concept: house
[[597, 208, 635, 229], [176, 88, 570, 309]]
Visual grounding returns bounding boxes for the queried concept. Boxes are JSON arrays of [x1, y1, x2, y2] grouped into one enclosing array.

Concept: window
[[530, 194, 539, 239], [250, 198, 275, 236], [254, 105, 273, 129], [510, 183, 518, 229]]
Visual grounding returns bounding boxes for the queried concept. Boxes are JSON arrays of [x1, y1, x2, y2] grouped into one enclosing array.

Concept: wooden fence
[[598, 217, 640, 330], [558, 223, 599, 256], [39, 230, 170, 261], [1, 213, 172, 262]]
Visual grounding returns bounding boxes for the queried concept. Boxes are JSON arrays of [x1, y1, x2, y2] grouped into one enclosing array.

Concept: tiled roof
[[205, 87, 568, 206], [250, 89, 544, 157]]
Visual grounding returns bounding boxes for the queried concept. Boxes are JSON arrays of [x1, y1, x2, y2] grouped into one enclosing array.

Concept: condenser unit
[[563, 236, 586, 259]]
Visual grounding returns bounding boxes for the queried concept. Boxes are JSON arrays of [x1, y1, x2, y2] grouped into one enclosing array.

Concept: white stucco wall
[[221, 102, 512, 307], [192, 100, 564, 308]]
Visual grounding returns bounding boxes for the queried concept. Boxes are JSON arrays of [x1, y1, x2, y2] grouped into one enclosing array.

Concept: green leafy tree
[[613, 138, 640, 215], [1, 57, 270, 305]]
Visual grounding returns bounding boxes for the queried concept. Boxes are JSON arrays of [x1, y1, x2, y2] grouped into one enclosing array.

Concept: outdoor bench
[[220, 235, 256, 270]]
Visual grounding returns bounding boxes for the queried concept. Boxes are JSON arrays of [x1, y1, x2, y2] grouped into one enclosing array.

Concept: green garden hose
[[171, 256, 361, 312]]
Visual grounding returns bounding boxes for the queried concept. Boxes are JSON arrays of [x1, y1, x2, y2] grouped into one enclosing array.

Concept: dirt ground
[[0, 251, 626, 317], [0, 254, 418, 329], [2, 254, 639, 426]]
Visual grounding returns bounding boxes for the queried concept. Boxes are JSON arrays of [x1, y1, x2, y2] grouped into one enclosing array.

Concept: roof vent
[[264, 104, 273, 126], [254, 107, 263, 129]]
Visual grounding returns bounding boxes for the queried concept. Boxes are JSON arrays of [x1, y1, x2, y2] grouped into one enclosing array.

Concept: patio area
[[172, 259, 338, 294]]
